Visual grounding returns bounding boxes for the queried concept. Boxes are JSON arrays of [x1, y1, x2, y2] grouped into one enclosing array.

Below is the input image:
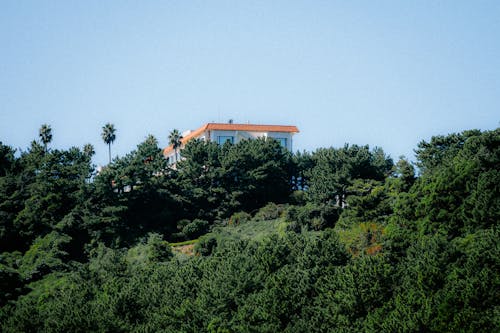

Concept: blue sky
[[1, 1, 499, 166]]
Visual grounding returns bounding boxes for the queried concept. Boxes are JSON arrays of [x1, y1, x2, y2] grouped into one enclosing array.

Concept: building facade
[[163, 123, 299, 164]]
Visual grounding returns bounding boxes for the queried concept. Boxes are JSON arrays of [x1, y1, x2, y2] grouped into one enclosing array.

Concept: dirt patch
[[172, 244, 195, 256]]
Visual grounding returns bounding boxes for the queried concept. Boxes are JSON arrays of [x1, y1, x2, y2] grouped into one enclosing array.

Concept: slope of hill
[[1, 128, 498, 332]]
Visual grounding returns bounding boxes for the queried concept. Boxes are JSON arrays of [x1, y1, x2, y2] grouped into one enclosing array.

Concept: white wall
[[208, 130, 294, 150]]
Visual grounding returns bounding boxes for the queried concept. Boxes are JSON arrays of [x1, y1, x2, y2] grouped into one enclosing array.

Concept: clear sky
[[1, 1, 499, 166]]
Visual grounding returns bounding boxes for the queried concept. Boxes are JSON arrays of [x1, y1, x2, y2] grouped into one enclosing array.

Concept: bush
[[254, 202, 285, 221], [127, 233, 173, 265], [284, 203, 340, 230], [285, 221, 301, 233], [285, 205, 299, 222], [182, 219, 209, 239], [176, 219, 191, 231], [19, 231, 71, 281], [194, 234, 218, 256], [289, 190, 306, 205], [228, 211, 252, 226]]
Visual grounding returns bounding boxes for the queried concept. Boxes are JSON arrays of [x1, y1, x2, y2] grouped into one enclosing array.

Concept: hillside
[[0, 128, 499, 332]]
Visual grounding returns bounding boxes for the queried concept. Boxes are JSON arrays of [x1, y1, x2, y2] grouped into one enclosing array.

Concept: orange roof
[[163, 123, 299, 155], [204, 123, 299, 133]]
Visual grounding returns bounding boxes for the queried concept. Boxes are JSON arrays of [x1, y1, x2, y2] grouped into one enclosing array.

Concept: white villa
[[163, 122, 299, 164]]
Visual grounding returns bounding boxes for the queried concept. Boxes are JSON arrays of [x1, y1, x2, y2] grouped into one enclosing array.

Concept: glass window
[[276, 138, 287, 147], [217, 136, 234, 145]]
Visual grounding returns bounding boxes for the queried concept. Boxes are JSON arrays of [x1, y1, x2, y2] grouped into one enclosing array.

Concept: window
[[276, 138, 287, 147], [217, 136, 234, 145]]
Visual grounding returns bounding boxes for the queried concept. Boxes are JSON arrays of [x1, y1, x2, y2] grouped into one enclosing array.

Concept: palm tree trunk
[[108, 143, 111, 164]]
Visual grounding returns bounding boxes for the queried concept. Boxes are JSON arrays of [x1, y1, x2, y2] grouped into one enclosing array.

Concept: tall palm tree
[[39, 124, 53, 152], [101, 123, 116, 164], [168, 129, 183, 163]]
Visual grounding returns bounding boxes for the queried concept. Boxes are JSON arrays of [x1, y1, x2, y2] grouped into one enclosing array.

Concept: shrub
[[127, 233, 173, 265], [194, 234, 218, 256], [285, 221, 301, 233], [182, 219, 209, 239], [284, 203, 340, 230], [145, 233, 173, 262], [285, 205, 299, 222], [289, 190, 306, 205], [254, 202, 285, 221], [19, 231, 71, 281], [228, 211, 252, 226], [176, 219, 191, 230]]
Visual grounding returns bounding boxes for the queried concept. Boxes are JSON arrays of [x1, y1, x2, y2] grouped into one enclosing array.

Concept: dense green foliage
[[0, 128, 499, 332]]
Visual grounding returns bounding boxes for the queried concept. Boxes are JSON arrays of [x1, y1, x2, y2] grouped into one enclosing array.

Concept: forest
[[0, 126, 499, 332]]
